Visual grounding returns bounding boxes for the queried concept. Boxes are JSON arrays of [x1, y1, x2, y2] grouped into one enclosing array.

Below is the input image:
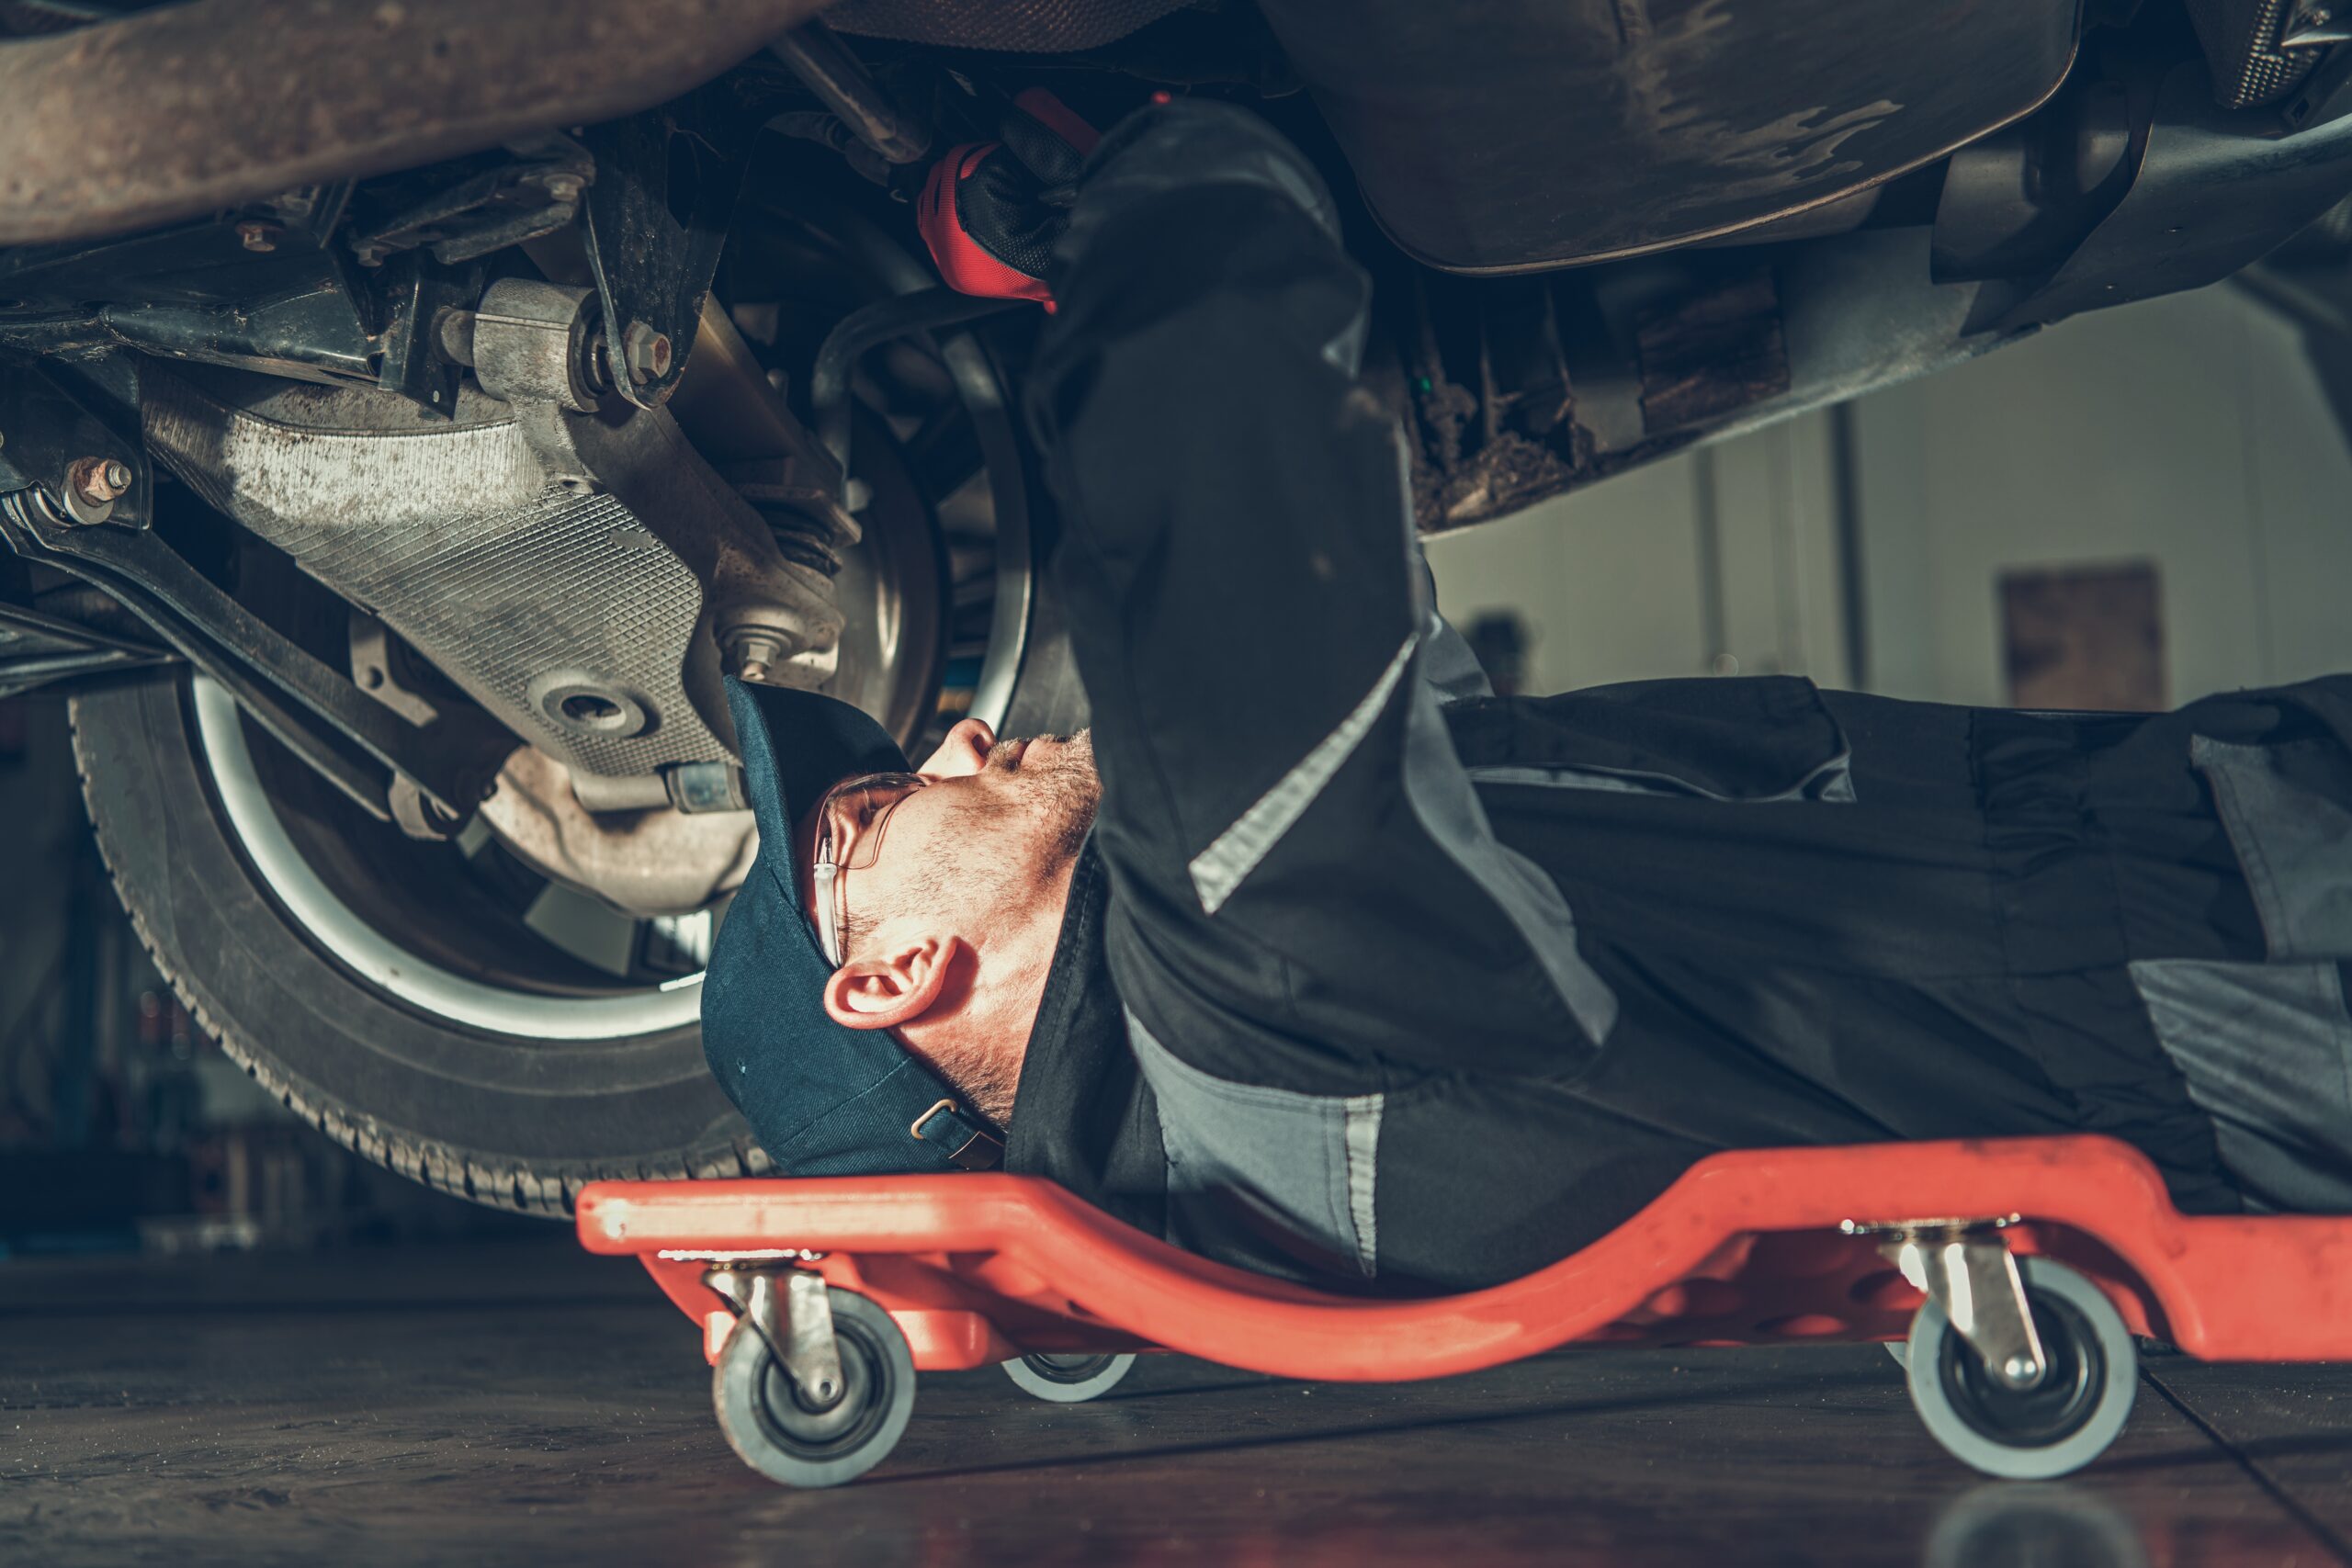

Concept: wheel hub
[[753, 1325, 891, 1456], [1937, 1293, 2102, 1448]]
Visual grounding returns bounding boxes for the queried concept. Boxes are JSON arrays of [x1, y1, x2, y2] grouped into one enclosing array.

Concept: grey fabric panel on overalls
[[1127, 1010, 1383, 1280], [2130, 736, 2352, 1211]]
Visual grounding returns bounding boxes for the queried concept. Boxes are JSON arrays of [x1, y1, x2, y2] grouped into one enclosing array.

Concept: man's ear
[[821, 933, 963, 1031]]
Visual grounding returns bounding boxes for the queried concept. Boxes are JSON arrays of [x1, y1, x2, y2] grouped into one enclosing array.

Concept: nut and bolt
[[235, 220, 280, 253], [621, 321, 673, 386], [537, 172, 585, 204], [69, 456, 133, 506], [721, 627, 796, 686]]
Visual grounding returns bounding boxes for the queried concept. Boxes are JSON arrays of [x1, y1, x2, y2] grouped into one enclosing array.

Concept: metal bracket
[[0, 357, 152, 531], [1860, 1221, 2049, 1389], [375, 253, 482, 420], [0, 498, 513, 829], [347, 135, 594, 269], [704, 1266, 845, 1408], [580, 96, 746, 412]]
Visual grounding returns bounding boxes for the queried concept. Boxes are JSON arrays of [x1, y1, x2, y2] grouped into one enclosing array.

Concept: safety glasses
[[809, 771, 928, 966]]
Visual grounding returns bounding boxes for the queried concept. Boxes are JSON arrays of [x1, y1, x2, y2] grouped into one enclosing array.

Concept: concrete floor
[[6, 1240, 2352, 1567]]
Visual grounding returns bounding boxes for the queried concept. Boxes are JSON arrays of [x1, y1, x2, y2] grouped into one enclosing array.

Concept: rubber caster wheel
[[1903, 1256, 2136, 1479], [712, 1287, 915, 1488], [1002, 1352, 1137, 1403], [1885, 1342, 1908, 1368]]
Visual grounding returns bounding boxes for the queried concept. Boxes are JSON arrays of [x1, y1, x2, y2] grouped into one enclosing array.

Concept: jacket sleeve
[[1024, 106, 1616, 1091]]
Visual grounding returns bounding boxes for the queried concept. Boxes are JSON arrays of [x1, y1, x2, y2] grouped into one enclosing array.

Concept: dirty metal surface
[[5, 1241, 2349, 1567], [0, 0, 831, 247], [140, 368, 751, 782]]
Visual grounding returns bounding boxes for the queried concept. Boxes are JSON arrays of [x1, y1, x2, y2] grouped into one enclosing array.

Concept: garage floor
[[7, 1240, 2352, 1567]]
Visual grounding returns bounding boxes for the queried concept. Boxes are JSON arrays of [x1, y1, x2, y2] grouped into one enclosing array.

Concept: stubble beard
[[992, 730, 1101, 866]]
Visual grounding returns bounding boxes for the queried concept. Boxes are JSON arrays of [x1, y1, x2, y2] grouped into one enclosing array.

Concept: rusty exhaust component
[[0, 0, 833, 247]]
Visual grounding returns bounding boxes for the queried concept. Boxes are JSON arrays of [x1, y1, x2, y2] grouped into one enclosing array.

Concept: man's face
[[797, 719, 1100, 959]]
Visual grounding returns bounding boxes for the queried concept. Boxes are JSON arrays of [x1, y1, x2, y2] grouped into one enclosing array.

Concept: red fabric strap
[[1014, 86, 1102, 156]]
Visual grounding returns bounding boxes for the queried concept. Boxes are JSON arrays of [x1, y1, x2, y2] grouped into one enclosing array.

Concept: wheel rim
[[1023, 1353, 1122, 1384], [1935, 1292, 2104, 1450], [194, 674, 705, 1040], [751, 1321, 894, 1461]]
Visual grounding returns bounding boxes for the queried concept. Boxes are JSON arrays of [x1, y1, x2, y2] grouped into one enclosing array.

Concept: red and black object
[[917, 89, 1102, 306]]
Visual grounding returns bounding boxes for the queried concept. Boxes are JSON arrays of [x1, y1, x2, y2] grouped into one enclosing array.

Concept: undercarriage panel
[[1257, 0, 2080, 274]]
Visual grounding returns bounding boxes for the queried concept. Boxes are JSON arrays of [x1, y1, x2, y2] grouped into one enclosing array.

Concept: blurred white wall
[[1426, 280, 2352, 705]]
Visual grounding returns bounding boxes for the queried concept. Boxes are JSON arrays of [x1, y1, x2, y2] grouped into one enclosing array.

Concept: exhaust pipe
[[0, 0, 831, 246]]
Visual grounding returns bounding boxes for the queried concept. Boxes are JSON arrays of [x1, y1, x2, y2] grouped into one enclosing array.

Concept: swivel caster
[[1902, 1255, 2136, 1479], [709, 1275, 915, 1488], [1002, 1351, 1136, 1403]]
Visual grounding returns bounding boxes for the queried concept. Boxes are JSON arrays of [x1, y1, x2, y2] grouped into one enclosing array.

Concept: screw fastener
[[69, 456, 132, 505], [235, 220, 279, 253], [621, 321, 673, 385], [721, 627, 796, 686]]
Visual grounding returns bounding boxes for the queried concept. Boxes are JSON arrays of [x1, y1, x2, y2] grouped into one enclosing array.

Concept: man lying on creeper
[[704, 97, 2352, 1293]]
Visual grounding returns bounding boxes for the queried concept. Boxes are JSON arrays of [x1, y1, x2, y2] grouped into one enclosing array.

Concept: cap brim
[[726, 676, 913, 921]]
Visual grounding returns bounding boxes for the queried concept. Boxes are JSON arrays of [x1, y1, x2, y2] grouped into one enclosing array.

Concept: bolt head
[[1999, 1354, 2043, 1386], [621, 321, 673, 385], [235, 220, 279, 253], [539, 173, 584, 204], [68, 454, 130, 505], [722, 627, 795, 685]]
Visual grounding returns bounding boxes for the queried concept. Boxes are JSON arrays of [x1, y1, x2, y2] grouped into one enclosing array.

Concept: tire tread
[[68, 694, 763, 1218]]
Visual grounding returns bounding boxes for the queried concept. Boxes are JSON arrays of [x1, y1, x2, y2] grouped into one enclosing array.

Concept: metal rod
[[769, 18, 933, 165], [0, 0, 833, 247], [808, 288, 1028, 484]]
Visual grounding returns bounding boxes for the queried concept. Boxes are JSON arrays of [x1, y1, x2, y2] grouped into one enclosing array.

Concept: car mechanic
[[702, 98, 2352, 1293]]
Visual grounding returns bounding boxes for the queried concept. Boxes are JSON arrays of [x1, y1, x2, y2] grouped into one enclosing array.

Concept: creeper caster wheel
[[1903, 1256, 2136, 1479], [712, 1285, 914, 1488], [1002, 1352, 1136, 1403]]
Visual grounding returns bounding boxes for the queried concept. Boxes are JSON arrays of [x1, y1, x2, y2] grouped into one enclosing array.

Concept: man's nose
[[919, 717, 996, 778]]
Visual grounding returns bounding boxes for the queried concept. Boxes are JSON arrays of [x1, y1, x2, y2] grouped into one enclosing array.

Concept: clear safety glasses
[[809, 772, 928, 967]]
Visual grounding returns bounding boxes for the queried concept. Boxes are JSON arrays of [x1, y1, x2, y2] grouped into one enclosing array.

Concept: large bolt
[[235, 220, 279, 253], [537, 172, 585, 205], [621, 321, 673, 386], [69, 456, 132, 505]]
